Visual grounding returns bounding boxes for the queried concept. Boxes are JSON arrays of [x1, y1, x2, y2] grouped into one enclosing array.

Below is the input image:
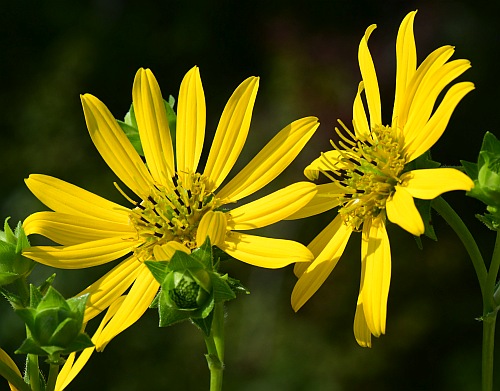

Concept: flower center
[[129, 172, 216, 261], [326, 123, 406, 230]]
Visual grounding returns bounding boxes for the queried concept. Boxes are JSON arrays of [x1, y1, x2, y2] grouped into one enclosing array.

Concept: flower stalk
[[432, 196, 499, 391], [205, 302, 225, 391]]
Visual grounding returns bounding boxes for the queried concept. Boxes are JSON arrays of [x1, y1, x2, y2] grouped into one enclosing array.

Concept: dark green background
[[1, 1, 497, 390]]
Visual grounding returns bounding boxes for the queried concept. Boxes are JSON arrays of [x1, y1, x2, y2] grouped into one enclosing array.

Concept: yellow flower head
[[291, 11, 474, 347], [22, 66, 319, 350]]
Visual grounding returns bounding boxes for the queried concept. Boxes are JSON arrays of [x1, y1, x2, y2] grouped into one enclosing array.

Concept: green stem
[[0, 360, 31, 391], [26, 354, 41, 391], [204, 303, 225, 391], [487, 231, 500, 308], [432, 196, 499, 391], [432, 197, 488, 300], [482, 312, 497, 391], [46, 359, 60, 391]]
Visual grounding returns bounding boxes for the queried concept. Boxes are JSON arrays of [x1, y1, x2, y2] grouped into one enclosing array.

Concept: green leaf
[[124, 104, 138, 128], [209, 272, 236, 302], [0, 271, 19, 286], [149, 291, 160, 308], [191, 311, 213, 336], [461, 160, 478, 180], [15, 308, 36, 332], [14, 221, 30, 254], [49, 318, 79, 347], [61, 333, 94, 354], [117, 120, 144, 156], [414, 199, 437, 242], [476, 213, 500, 231], [158, 291, 192, 327], [0, 287, 24, 309], [30, 284, 43, 308], [164, 97, 177, 153], [15, 337, 46, 356], [38, 273, 56, 296], [66, 293, 89, 322], [191, 237, 213, 269], [144, 261, 170, 284], [3, 217, 16, 245], [225, 275, 250, 295], [168, 251, 205, 272], [37, 286, 69, 311]]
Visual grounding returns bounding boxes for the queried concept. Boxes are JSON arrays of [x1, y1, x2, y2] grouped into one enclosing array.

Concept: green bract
[[0, 218, 34, 286], [462, 132, 500, 230], [145, 238, 244, 335], [15, 285, 93, 361]]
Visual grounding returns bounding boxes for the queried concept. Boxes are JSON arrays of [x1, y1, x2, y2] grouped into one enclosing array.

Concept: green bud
[[15, 286, 93, 358], [0, 218, 34, 286], [167, 270, 211, 310], [145, 237, 241, 333], [462, 132, 500, 229]]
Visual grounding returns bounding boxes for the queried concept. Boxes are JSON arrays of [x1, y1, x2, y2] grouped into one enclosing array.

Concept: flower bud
[[463, 132, 500, 229], [15, 286, 93, 358], [0, 218, 34, 286]]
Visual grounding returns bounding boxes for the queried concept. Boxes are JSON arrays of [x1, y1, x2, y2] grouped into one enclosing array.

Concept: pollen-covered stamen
[[325, 123, 406, 230], [127, 172, 218, 260]]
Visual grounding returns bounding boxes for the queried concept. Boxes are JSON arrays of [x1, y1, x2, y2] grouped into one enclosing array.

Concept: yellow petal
[[404, 60, 471, 148], [361, 216, 391, 337], [220, 232, 313, 268], [291, 215, 352, 310], [23, 237, 142, 269], [286, 182, 342, 220], [392, 11, 417, 129], [0, 347, 22, 391], [25, 174, 130, 224], [405, 82, 475, 161], [23, 211, 135, 246], [398, 45, 455, 136], [132, 68, 175, 185], [56, 297, 126, 391], [304, 150, 345, 181], [358, 24, 381, 127], [386, 186, 424, 236], [353, 298, 372, 348], [176, 66, 206, 179], [95, 266, 159, 350], [216, 117, 319, 202], [402, 168, 474, 200], [227, 182, 316, 230], [353, 81, 370, 139], [80, 257, 143, 322], [196, 211, 228, 247], [81, 94, 154, 198], [203, 77, 259, 191], [153, 241, 190, 261]]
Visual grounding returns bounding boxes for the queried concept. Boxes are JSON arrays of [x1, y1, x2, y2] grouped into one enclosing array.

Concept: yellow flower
[[290, 11, 474, 347], [22, 66, 319, 350]]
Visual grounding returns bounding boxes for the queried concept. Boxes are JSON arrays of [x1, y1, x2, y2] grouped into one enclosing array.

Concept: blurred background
[[0, 0, 498, 390]]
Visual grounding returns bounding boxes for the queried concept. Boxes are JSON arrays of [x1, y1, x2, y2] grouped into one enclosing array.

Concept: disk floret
[[130, 172, 217, 260], [330, 124, 406, 230]]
